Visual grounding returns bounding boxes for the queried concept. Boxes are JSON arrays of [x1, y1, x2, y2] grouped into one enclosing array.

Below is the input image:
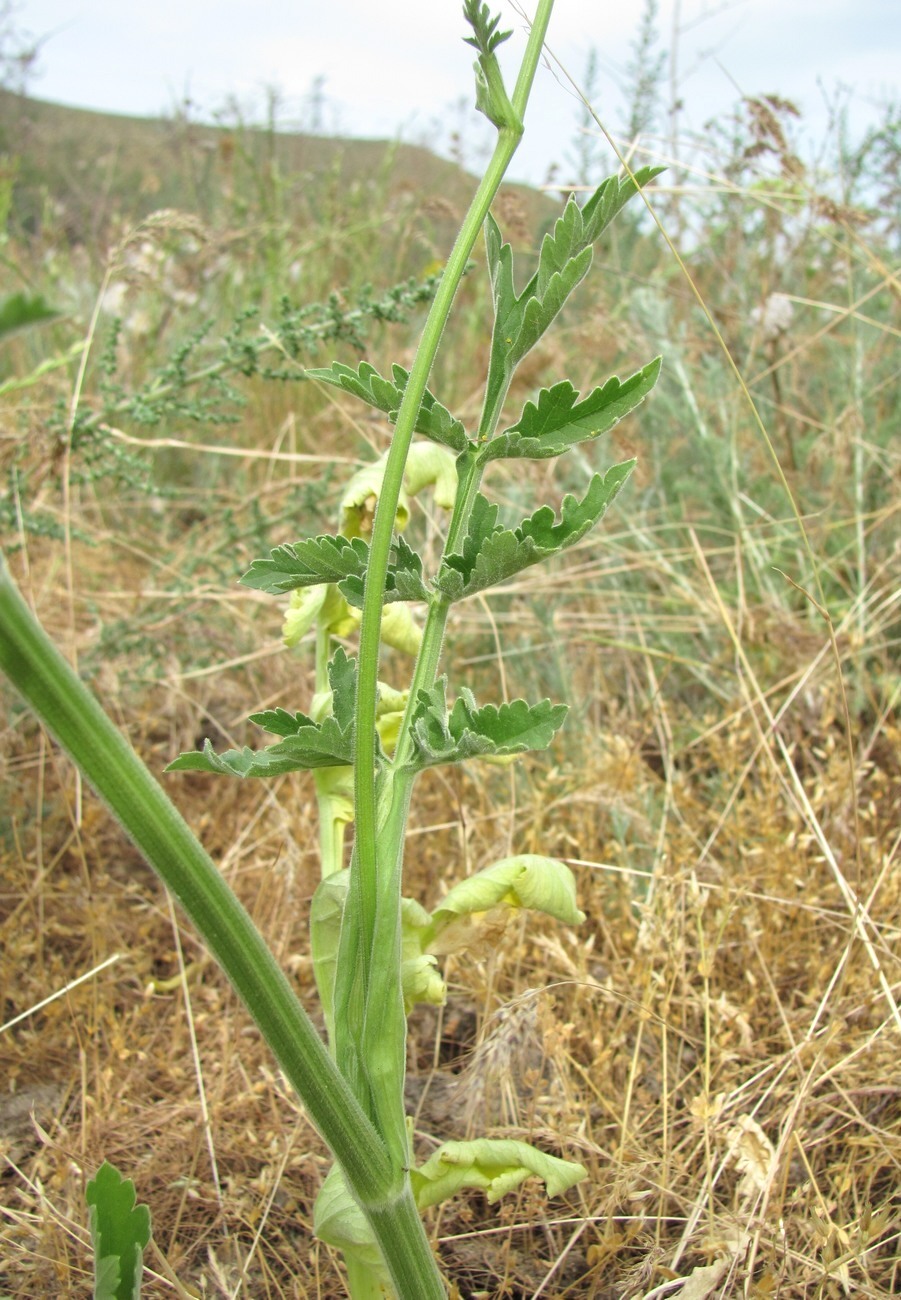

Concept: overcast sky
[[18, 0, 901, 185]]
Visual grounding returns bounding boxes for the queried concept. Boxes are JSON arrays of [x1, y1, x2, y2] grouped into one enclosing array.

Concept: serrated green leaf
[[407, 677, 454, 762], [411, 1139, 587, 1210], [463, 0, 512, 56], [305, 359, 397, 411], [516, 246, 593, 360], [481, 358, 661, 463], [397, 368, 470, 452], [240, 534, 370, 596], [460, 493, 502, 569], [389, 536, 430, 600], [484, 211, 515, 327], [247, 704, 318, 737], [536, 199, 587, 295], [450, 692, 568, 753], [581, 165, 666, 244], [408, 680, 567, 769], [86, 1161, 151, 1300], [429, 492, 497, 603], [166, 734, 348, 776], [430, 854, 585, 929], [168, 651, 357, 775], [250, 649, 356, 735], [486, 198, 596, 386], [482, 168, 663, 427], [339, 535, 430, 607], [304, 359, 469, 451], [435, 467, 634, 601], [326, 645, 357, 731]]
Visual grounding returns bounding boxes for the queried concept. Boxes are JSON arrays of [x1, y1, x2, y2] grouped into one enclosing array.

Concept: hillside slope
[[0, 89, 559, 243]]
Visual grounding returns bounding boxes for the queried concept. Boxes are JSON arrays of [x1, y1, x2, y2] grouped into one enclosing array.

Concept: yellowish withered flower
[[339, 441, 458, 538], [402, 443, 458, 510], [282, 584, 358, 647], [340, 461, 411, 538]]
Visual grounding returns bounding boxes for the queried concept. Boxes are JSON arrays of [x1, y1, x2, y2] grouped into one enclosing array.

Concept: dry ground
[[2, 521, 899, 1298]]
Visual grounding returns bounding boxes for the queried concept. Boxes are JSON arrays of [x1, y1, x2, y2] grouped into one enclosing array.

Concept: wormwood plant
[[0, 3, 661, 1294]]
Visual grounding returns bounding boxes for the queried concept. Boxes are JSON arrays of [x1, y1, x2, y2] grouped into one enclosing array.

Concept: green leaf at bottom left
[[86, 1161, 151, 1300]]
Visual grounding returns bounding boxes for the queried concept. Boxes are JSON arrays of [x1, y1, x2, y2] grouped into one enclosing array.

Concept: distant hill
[[0, 89, 560, 246]]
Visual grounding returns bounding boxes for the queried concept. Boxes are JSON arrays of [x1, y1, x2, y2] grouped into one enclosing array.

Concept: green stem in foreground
[[0, 554, 444, 1299]]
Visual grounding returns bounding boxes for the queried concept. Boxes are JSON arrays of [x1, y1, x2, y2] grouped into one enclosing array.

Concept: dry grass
[[2, 496, 898, 1297]]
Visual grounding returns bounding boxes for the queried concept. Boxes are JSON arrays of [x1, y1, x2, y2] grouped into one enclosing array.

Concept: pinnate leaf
[[325, 645, 357, 730], [166, 732, 349, 777], [86, 1161, 151, 1300], [465, 1, 517, 129], [485, 207, 592, 380], [463, 0, 512, 56], [404, 373, 470, 451], [409, 678, 566, 769], [482, 168, 663, 424], [435, 467, 634, 601], [480, 359, 661, 463], [581, 165, 665, 243], [515, 246, 592, 361], [240, 534, 369, 595], [168, 649, 357, 775], [304, 360, 468, 451], [339, 534, 430, 607], [242, 532, 429, 606], [245, 705, 317, 738]]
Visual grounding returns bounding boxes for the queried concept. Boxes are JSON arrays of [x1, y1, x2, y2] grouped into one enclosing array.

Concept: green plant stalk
[[0, 553, 445, 1299], [338, 0, 557, 1165]]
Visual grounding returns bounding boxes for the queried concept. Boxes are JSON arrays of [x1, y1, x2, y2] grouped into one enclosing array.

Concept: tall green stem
[[343, 4, 555, 1122], [315, 0, 559, 1279]]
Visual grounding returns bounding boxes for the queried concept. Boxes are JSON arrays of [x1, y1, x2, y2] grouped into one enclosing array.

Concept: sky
[[16, 0, 901, 186]]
